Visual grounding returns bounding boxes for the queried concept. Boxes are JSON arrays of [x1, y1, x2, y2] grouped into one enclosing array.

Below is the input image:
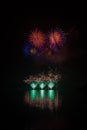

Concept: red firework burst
[[29, 29, 46, 48], [48, 31, 62, 46]]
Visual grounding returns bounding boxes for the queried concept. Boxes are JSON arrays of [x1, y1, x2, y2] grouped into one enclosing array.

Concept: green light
[[48, 90, 55, 100], [48, 81, 55, 89], [39, 90, 45, 99], [39, 82, 46, 89], [30, 90, 37, 100], [30, 81, 37, 89]]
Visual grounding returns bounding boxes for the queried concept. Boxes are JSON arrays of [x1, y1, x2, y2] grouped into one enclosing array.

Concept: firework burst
[[29, 29, 46, 48], [49, 32, 62, 45], [48, 29, 66, 48], [23, 69, 61, 84], [23, 28, 66, 58]]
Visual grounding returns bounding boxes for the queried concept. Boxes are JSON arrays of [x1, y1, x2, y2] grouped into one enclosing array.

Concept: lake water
[[2, 61, 87, 130]]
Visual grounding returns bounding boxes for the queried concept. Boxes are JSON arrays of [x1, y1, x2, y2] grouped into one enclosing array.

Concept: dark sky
[[2, 8, 86, 64], [2, 7, 85, 62]]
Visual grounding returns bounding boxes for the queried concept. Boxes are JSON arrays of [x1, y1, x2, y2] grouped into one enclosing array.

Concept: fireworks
[[23, 28, 66, 58], [48, 29, 66, 48], [22, 43, 31, 57], [23, 69, 61, 89], [29, 29, 46, 48], [49, 31, 62, 45], [24, 71, 61, 83], [30, 48, 37, 55]]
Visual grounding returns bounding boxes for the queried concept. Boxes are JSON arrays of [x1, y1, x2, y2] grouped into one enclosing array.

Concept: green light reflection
[[30, 90, 37, 100], [29, 90, 55, 101], [48, 90, 55, 100], [39, 90, 46, 99]]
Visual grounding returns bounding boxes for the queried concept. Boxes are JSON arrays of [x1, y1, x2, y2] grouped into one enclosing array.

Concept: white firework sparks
[[23, 69, 61, 84]]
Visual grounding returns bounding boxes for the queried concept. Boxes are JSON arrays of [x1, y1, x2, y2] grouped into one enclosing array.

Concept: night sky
[[2, 7, 87, 129]]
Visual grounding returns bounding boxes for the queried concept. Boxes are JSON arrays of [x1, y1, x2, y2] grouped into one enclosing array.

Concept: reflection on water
[[40, 90, 46, 99], [24, 90, 61, 110]]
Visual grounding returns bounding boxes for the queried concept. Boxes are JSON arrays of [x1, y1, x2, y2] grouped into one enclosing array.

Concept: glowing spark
[[49, 31, 62, 45], [23, 69, 61, 84], [29, 29, 46, 48]]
